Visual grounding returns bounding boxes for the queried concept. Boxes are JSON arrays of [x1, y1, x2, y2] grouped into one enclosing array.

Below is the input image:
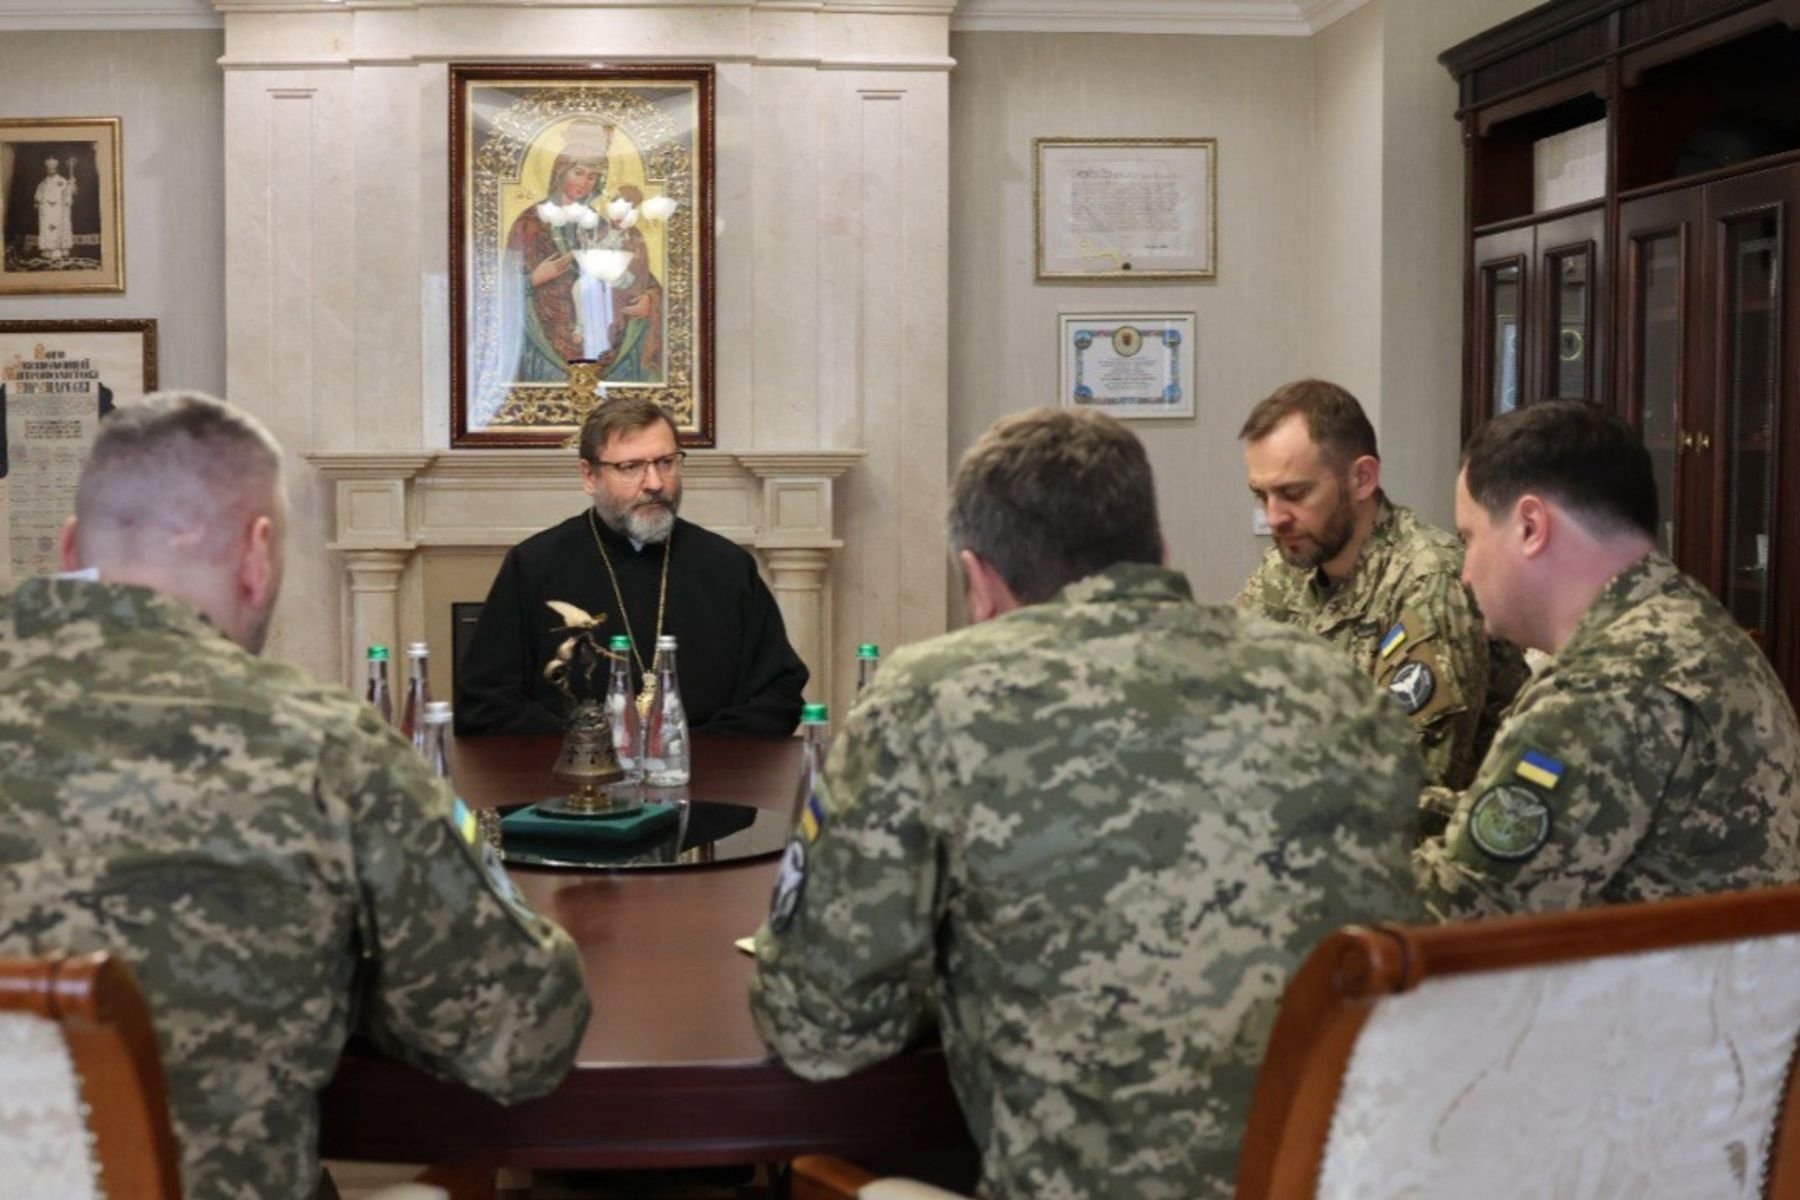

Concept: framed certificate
[[1059, 313, 1194, 420], [1035, 137, 1216, 280]]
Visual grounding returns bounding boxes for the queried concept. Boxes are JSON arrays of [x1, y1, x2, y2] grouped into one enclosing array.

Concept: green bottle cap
[[609, 634, 632, 650], [801, 703, 829, 723], [366, 644, 390, 662], [856, 643, 880, 658]]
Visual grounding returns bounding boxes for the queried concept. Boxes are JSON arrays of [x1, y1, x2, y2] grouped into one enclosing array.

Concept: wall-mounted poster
[[0, 319, 156, 583], [451, 64, 714, 447], [1059, 313, 1195, 420], [0, 118, 124, 295]]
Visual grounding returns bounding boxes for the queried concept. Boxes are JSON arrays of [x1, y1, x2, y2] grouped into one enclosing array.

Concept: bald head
[[66, 391, 287, 652]]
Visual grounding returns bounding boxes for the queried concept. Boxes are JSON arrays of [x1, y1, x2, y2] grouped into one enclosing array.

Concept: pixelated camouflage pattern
[[1414, 553, 1800, 919], [750, 564, 1426, 1200], [1237, 499, 1527, 791], [0, 579, 590, 1200]]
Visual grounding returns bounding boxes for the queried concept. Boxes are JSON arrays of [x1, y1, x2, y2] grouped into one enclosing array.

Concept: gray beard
[[623, 502, 676, 544], [597, 495, 678, 544]]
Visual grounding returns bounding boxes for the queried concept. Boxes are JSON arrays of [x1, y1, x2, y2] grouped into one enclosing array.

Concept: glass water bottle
[[643, 634, 690, 786], [606, 633, 644, 782], [401, 641, 431, 748], [364, 644, 393, 725]]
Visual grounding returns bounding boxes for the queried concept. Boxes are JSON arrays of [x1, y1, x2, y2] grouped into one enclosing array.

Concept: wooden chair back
[[790, 1155, 973, 1200], [0, 951, 183, 1199], [1235, 884, 1800, 1198]]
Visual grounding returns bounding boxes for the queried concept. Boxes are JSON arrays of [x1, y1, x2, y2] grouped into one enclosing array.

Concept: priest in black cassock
[[455, 397, 808, 737]]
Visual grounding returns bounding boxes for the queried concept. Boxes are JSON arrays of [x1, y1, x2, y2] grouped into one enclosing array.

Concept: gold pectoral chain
[[588, 508, 671, 718]]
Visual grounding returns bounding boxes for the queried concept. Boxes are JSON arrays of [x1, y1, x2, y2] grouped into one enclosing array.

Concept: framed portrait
[[451, 64, 714, 447], [0, 118, 124, 295], [1059, 312, 1195, 420], [0, 318, 156, 581], [1035, 138, 1216, 280]]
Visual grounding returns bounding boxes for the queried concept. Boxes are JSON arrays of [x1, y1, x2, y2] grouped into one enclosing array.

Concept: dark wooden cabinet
[[1472, 206, 1606, 426], [1444, 0, 1800, 704]]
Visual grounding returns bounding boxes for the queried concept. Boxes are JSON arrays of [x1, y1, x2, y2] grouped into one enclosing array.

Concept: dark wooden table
[[317, 733, 974, 1171]]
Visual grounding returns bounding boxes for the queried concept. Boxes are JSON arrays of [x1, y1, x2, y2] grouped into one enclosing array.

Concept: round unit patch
[[1467, 784, 1552, 862], [768, 837, 809, 932], [1387, 659, 1437, 715]]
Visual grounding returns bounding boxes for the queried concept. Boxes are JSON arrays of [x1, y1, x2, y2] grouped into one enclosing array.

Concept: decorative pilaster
[[311, 453, 432, 688], [341, 550, 408, 688], [762, 547, 834, 706], [737, 452, 864, 710]]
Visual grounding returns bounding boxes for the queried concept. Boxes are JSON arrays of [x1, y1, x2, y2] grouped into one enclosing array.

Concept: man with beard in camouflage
[[1415, 400, 1800, 917], [749, 407, 1425, 1199], [0, 392, 589, 1199], [1237, 379, 1527, 793]]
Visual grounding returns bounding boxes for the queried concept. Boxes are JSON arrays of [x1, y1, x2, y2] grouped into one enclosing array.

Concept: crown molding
[[0, 0, 1370, 35], [950, 0, 1373, 36], [0, 0, 222, 29]]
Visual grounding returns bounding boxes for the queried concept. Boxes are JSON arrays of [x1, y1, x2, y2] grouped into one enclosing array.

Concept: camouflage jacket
[[749, 564, 1425, 1200], [1237, 498, 1526, 791], [0, 579, 590, 1200], [1414, 553, 1800, 919]]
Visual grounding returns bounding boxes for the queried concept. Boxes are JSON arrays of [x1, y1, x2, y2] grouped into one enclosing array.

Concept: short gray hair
[[578, 396, 679, 462], [949, 407, 1162, 604], [76, 391, 285, 565]]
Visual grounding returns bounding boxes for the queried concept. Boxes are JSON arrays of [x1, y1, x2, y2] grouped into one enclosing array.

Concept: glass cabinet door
[[1483, 259, 1525, 418], [1545, 246, 1593, 401], [1629, 229, 1685, 559], [1718, 209, 1781, 641]]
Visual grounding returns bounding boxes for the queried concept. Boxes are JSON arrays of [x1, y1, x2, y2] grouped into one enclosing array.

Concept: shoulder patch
[[799, 793, 826, 843], [1513, 748, 1566, 791], [768, 838, 808, 933], [1379, 622, 1407, 659], [451, 797, 479, 846], [1387, 659, 1436, 715], [1467, 784, 1552, 862], [449, 797, 540, 933]]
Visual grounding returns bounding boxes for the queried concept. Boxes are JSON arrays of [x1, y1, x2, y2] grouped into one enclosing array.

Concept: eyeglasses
[[593, 451, 686, 482]]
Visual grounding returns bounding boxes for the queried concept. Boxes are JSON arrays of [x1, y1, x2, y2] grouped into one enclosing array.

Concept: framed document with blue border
[[1058, 313, 1194, 420]]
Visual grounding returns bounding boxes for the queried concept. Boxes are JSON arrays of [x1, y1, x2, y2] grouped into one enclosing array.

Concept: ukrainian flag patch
[[799, 793, 826, 843], [1379, 622, 1408, 659], [452, 797, 479, 845], [1514, 748, 1565, 791]]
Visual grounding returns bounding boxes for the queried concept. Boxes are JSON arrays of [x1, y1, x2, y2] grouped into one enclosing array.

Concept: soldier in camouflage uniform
[[1237, 379, 1527, 791], [1415, 401, 1800, 918], [750, 407, 1426, 1199], [0, 393, 590, 1200]]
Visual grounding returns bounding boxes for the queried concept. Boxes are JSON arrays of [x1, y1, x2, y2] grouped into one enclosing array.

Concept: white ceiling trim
[[0, 0, 1372, 35], [0, 0, 222, 29], [950, 0, 1374, 36]]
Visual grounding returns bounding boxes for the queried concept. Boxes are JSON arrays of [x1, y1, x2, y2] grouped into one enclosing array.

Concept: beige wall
[[948, 31, 1316, 606], [0, 31, 225, 391], [1308, 1, 1384, 414], [1377, 0, 1542, 527], [948, 2, 1541, 609], [0, 30, 226, 588]]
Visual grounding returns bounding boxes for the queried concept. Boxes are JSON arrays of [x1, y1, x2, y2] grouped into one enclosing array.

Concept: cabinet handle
[[1697, 432, 1713, 451], [1681, 432, 1696, 452]]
